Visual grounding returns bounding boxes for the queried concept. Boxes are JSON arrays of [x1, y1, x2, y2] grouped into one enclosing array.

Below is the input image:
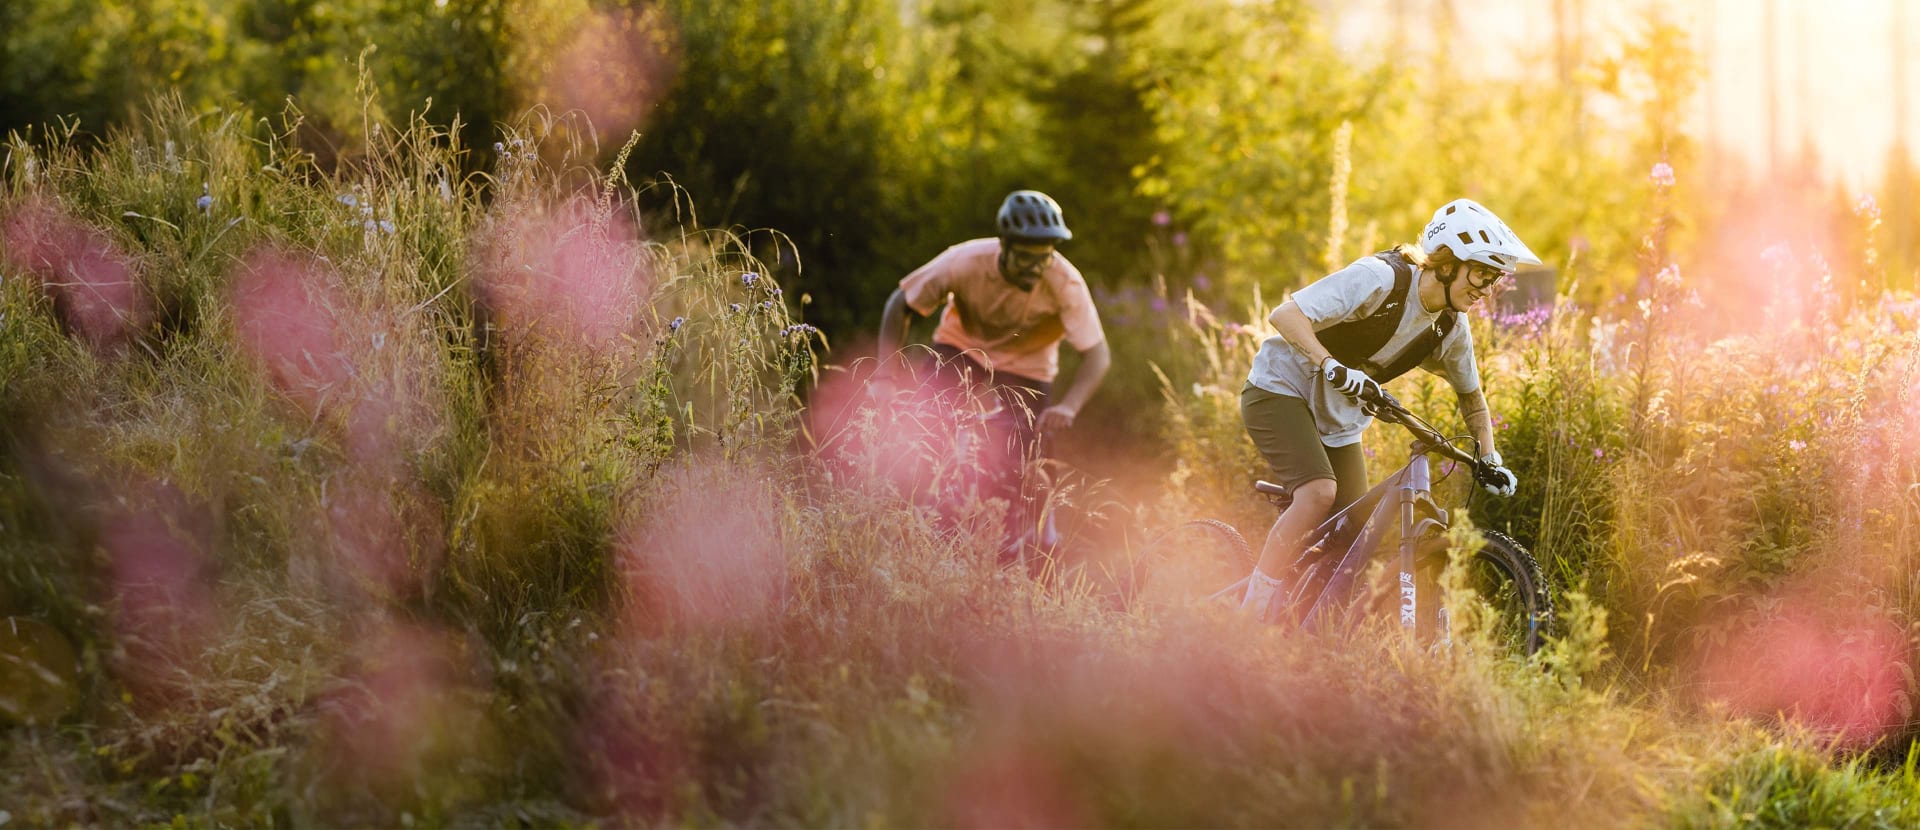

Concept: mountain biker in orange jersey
[[1238, 199, 1530, 622], [872, 190, 1113, 550]]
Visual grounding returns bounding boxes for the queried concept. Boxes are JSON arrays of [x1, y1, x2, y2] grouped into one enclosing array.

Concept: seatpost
[[1398, 442, 1432, 636]]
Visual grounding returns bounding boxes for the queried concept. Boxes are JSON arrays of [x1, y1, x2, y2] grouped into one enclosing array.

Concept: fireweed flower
[[1152, 209, 1171, 227], [1649, 162, 1676, 188], [1656, 264, 1682, 287], [1857, 194, 1880, 219]]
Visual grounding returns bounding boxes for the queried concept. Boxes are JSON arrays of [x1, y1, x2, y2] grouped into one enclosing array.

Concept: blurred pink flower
[[540, 8, 679, 141], [575, 677, 693, 819], [1696, 595, 1910, 748], [325, 472, 444, 602], [471, 198, 655, 355], [229, 246, 353, 413], [1, 198, 151, 352], [100, 479, 222, 705], [616, 460, 784, 630], [1649, 161, 1676, 188], [944, 740, 1089, 829]]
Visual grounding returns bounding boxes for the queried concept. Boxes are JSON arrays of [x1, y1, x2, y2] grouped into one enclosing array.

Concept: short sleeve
[[899, 247, 960, 316], [1057, 279, 1105, 351], [1294, 258, 1396, 328], [1421, 318, 1481, 394]]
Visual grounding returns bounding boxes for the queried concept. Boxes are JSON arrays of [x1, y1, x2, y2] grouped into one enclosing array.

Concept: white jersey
[[1246, 255, 1482, 447]]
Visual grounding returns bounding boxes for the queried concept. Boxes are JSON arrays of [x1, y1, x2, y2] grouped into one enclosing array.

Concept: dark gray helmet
[[996, 190, 1072, 242]]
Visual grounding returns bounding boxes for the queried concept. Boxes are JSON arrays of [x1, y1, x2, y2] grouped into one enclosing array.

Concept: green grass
[[1, 101, 1918, 827]]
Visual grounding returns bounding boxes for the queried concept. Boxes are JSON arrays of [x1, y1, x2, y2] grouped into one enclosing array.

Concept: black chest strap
[[1316, 250, 1457, 384]]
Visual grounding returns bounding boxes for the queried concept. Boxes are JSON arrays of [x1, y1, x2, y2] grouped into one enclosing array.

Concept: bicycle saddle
[[1254, 480, 1290, 497]]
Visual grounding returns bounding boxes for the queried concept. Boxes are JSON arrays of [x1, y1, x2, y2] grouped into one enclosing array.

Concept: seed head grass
[[1, 102, 1917, 826]]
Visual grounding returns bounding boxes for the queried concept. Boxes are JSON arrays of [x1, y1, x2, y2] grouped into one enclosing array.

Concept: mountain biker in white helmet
[[872, 190, 1112, 555], [1237, 198, 1535, 622]]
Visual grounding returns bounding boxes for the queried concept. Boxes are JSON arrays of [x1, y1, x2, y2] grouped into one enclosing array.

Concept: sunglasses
[[1464, 265, 1511, 290], [1006, 247, 1055, 271]]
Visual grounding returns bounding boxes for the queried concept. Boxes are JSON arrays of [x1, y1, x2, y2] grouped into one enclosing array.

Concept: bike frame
[[1208, 403, 1477, 638], [1296, 437, 1452, 635]]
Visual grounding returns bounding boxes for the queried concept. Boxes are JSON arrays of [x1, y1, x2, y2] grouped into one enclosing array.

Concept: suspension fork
[[1398, 446, 1449, 637]]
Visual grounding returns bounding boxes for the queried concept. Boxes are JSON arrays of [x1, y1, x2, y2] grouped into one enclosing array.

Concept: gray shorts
[[1240, 384, 1369, 511]]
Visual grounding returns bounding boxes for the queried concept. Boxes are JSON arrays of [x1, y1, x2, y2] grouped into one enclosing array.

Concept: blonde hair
[[1393, 243, 1459, 271]]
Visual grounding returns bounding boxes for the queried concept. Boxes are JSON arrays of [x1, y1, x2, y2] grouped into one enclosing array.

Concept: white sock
[[1239, 567, 1286, 622]]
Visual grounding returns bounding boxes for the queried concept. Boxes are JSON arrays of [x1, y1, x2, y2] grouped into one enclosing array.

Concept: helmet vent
[[1457, 232, 1474, 244], [1479, 230, 1492, 243]]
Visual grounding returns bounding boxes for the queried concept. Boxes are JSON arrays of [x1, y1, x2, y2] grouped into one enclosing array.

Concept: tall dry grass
[[0, 103, 1916, 827]]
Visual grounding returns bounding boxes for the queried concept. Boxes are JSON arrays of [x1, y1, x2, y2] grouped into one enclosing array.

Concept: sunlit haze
[[1324, 0, 1915, 187]]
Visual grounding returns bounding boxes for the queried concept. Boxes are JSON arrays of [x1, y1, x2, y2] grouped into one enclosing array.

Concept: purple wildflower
[[1649, 162, 1676, 188]]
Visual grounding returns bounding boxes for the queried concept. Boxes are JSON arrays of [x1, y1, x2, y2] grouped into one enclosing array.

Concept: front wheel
[[1425, 530, 1553, 656]]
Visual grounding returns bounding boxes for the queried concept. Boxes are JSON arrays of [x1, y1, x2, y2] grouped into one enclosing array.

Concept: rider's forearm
[[1270, 302, 1335, 368], [875, 288, 914, 376], [1458, 388, 1497, 456], [1055, 340, 1111, 413]]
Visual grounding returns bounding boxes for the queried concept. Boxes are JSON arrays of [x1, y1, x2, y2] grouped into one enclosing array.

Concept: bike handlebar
[[1358, 388, 1481, 467]]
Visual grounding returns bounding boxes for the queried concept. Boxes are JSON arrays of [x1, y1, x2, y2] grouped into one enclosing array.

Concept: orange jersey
[[898, 238, 1105, 383]]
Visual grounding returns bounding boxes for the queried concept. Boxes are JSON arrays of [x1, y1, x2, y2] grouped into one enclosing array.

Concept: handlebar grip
[[1328, 365, 1400, 412]]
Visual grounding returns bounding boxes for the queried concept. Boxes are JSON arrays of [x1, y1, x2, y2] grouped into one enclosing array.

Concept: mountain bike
[[1134, 388, 1553, 655], [864, 355, 1063, 568]]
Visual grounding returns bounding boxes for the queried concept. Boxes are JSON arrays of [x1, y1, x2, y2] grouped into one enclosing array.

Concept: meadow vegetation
[[2, 1, 1920, 827], [0, 96, 1916, 827]]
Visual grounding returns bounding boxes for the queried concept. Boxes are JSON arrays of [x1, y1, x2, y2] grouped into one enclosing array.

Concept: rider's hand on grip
[[1475, 451, 1518, 497], [1322, 358, 1383, 408]]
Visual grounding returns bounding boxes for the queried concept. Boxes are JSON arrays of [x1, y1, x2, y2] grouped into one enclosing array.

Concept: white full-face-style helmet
[[1420, 199, 1541, 274]]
